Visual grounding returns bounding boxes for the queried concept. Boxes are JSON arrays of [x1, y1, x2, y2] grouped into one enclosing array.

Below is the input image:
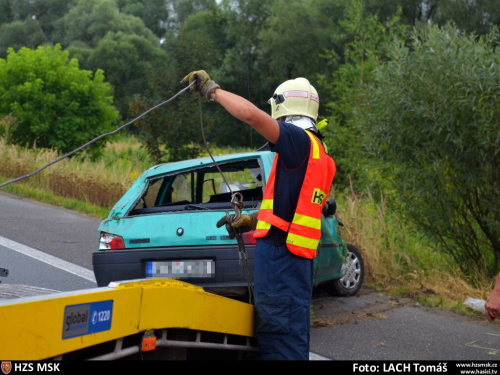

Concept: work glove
[[216, 211, 258, 239], [181, 70, 220, 100]]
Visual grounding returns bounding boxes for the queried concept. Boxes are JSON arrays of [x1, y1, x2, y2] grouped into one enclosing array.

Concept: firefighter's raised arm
[[181, 70, 280, 144]]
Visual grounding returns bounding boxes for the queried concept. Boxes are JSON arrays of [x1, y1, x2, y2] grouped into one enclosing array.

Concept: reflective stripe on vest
[[254, 130, 336, 258]]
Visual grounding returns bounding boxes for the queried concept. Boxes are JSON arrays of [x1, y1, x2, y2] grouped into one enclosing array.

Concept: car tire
[[326, 244, 364, 297]]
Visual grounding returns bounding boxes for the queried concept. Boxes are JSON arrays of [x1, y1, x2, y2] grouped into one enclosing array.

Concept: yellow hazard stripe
[[256, 220, 271, 230], [260, 199, 273, 210], [286, 233, 319, 250], [293, 213, 321, 230], [305, 131, 320, 159]]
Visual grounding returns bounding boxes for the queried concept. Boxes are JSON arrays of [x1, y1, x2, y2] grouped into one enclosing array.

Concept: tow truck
[[0, 272, 257, 360]]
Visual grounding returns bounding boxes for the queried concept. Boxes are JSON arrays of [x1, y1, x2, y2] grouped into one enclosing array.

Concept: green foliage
[[0, 19, 48, 58], [131, 21, 221, 163], [362, 24, 500, 275], [166, 0, 217, 31], [54, 0, 168, 117], [86, 31, 169, 116], [257, 0, 341, 86], [432, 0, 500, 35], [131, 91, 206, 163], [217, 0, 270, 91], [116, 0, 169, 38], [2, 0, 500, 153], [318, 0, 408, 191], [53, 0, 159, 48], [0, 0, 76, 52], [0, 44, 118, 156]]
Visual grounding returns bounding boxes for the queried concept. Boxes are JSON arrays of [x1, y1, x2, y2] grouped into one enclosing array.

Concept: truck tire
[[327, 244, 364, 297]]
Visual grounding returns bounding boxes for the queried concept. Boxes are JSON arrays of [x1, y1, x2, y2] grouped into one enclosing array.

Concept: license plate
[[146, 260, 215, 279]]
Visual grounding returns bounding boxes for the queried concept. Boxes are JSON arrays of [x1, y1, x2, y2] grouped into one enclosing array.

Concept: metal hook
[[230, 192, 244, 223]]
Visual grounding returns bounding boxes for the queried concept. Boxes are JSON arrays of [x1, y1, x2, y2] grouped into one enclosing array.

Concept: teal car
[[92, 150, 364, 298]]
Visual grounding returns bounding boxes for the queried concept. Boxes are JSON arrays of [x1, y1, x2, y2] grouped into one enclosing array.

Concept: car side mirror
[[322, 198, 336, 217]]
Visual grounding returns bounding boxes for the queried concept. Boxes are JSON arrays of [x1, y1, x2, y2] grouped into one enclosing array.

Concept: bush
[[0, 44, 118, 157], [362, 24, 500, 275]]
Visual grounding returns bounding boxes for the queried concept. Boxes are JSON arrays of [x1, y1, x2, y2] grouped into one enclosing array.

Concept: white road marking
[[309, 352, 332, 360], [0, 235, 96, 282]]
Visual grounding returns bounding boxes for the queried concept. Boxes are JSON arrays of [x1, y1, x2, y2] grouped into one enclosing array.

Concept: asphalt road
[[1, 190, 500, 363], [0, 191, 98, 269], [310, 287, 500, 361]]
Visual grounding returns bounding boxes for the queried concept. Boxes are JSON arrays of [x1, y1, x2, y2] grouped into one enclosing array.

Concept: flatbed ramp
[[0, 279, 257, 360]]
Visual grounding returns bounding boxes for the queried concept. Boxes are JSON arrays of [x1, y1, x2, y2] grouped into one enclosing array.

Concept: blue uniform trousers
[[253, 236, 314, 360]]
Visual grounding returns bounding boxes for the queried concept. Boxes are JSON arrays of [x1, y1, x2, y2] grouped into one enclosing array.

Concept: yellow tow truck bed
[[0, 279, 256, 360]]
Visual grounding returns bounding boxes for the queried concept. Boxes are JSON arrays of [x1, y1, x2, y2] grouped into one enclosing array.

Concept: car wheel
[[327, 244, 364, 297]]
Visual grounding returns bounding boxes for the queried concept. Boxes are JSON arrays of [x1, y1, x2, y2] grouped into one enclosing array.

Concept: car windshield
[[128, 158, 264, 216]]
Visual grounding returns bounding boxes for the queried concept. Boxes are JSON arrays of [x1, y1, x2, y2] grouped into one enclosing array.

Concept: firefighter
[[182, 71, 335, 360]]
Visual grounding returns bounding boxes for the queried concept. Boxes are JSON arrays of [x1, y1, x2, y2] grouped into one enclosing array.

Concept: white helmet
[[268, 77, 319, 123]]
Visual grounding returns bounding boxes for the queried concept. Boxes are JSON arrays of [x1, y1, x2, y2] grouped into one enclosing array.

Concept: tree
[[26, 0, 77, 41], [362, 24, 500, 276], [131, 21, 221, 163], [116, 0, 169, 38], [318, 0, 407, 191], [165, 0, 217, 33], [0, 45, 118, 156], [258, 0, 342, 87], [53, 0, 169, 117], [0, 0, 76, 54], [360, 0, 500, 32], [362, 0, 437, 27], [86, 31, 169, 116], [432, 0, 500, 35], [0, 19, 48, 58], [217, 0, 269, 92]]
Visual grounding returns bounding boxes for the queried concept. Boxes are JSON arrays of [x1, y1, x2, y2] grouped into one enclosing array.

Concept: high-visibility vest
[[254, 130, 336, 258]]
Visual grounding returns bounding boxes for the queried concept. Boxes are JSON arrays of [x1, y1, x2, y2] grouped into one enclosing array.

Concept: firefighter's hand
[[181, 70, 220, 100], [216, 212, 258, 239]]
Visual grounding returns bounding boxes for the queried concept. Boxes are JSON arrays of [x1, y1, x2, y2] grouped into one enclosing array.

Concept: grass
[[334, 189, 494, 317], [0, 136, 149, 217], [0, 135, 495, 318], [0, 179, 111, 219]]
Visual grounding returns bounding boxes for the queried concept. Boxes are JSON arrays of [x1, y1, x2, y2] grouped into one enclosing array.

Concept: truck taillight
[[99, 233, 125, 250], [242, 231, 256, 245]]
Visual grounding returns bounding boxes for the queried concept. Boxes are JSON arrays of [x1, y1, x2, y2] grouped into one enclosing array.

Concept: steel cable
[[0, 82, 194, 189], [197, 92, 254, 304]]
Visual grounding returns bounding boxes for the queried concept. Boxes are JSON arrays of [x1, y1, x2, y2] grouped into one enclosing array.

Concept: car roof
[[142, 150, 275, 178]]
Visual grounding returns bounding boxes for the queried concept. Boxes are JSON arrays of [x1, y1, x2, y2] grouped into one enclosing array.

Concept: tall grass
[[0, 136, 152, 217], [0, 136, 254, 215], [0, 135, 494, 314], [334, 188, 493, 313]]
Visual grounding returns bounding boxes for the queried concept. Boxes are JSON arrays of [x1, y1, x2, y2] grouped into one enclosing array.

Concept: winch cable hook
[[230, 192, 244, 223]]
